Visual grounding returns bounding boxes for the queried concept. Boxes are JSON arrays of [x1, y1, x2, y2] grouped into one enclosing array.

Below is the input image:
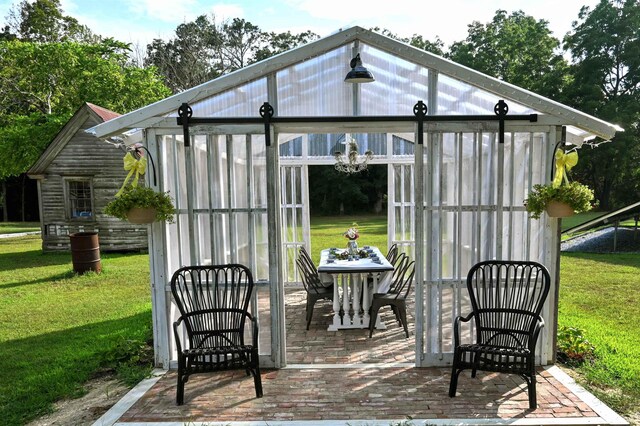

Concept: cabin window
[[65, 178, 93, 219]]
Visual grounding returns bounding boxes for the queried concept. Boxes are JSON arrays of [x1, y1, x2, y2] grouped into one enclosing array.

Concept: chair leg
[[369, 304, 381, 338], [471, 352, 480, 378], [449, 366, 461, 398], [252, 359, 263, 398], [176, 372, 185, 405], [527, 374, 537, 409], [306, 297, 315, 330], [398, 305, 409, 338], [176, 357, 185, 405], [391, 306, 401, 325]]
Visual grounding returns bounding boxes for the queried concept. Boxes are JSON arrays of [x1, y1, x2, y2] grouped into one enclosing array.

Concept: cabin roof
[[27, 103, 120, 176]]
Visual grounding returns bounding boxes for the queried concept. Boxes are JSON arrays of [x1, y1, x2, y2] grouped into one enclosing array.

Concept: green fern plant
[[105, 185, 176, 223], [524, 181, 595, 219]]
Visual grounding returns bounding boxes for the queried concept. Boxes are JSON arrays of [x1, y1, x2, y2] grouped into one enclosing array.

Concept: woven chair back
[[170, 264, 254, 351], [467, 261, 550, 350]]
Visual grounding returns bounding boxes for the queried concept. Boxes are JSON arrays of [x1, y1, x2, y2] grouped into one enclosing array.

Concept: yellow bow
[[552, 150, 578, 188], [115, 152, 147, 196]]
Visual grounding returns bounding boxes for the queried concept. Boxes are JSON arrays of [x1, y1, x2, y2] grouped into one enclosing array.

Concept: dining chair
[[369, 255, 415, 338], [448, 260, 551, 409], [170, 264, 263, 405], [296, 256, 334, 330], [385, 252, 409, 294], [386, 243, 399, 264], [299, 246, 332, 287]]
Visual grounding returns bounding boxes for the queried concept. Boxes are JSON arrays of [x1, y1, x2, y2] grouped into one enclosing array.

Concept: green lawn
[[0, 221, 40, 234], [2, 218, 638, 424], [309, 215, 387, 263], [559, 253, 640, 417], [0, 235, 152, 426], [561, 211, 608, 232]]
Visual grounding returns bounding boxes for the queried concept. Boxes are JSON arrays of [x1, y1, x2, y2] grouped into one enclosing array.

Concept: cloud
[[123, 0, 199, 24], [209, 3, 245, 21], [282, 0, 598, 46]]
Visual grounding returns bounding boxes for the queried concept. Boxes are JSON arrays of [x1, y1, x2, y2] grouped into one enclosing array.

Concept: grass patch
[[309, 215, 387, 263], [0, 235, 152, 426], [0, 221, 40, 234], [561, 211, 608, 232], [559, 252, 640, 417]]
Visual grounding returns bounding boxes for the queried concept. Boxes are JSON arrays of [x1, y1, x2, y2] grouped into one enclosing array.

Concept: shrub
[[557, 325, 595, 365]]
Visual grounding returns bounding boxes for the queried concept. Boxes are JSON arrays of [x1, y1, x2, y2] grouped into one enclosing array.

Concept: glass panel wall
[[437, 74, 538, 116], [360, 43, 429, 116], [276, 45, 353, 116], [158, 132, 271, 360], [420, 130, 549, 361]]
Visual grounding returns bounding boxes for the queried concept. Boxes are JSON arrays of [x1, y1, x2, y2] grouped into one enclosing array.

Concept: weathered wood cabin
[[27, 103, 148, 252]]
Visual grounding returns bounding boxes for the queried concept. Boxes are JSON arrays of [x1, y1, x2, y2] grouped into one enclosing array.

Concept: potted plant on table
[[524, 149, 595, 219], [344, 222, 360, 254]]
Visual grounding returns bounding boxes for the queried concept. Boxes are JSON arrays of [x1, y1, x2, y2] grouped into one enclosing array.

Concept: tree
[[308, 165, 387, 215], [5, 0, 96, 43], [0, 39, 170, 117], [0, 38, 170, 196], [563, 0, 640, 209], [370, 27, 445, 55], [253, 30, 318, 62], [448, 10, 569, 99], [146, 15, 318, 94], [145, 15, 223, 93]]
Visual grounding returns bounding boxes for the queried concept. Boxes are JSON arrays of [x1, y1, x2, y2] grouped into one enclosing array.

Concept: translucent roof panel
[[437, 74, 537, 115], [359, 44, 429, 116], [277, 45, 353, 116], [167, 78, 268, 117]]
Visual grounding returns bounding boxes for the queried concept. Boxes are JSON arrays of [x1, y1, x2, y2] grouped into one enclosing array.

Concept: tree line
[[0, 0, 638, 219]]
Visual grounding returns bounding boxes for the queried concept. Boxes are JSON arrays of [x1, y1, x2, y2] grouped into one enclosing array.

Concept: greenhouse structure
[[90, 26, 619, 370]]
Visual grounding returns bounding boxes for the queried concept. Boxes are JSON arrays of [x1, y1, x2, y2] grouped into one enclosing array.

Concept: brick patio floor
[[105, 286, 627, 425], [116, 367, 607, 423]]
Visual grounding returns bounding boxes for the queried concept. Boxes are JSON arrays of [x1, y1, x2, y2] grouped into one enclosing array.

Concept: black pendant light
[[344, 53, 375, 83]]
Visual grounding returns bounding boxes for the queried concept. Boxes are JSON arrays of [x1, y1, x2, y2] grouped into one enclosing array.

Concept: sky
[[0, 0, 600, 50]]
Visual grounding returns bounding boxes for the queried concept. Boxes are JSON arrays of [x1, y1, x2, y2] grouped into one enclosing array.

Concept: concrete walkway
[[0, 231, 40, 238]]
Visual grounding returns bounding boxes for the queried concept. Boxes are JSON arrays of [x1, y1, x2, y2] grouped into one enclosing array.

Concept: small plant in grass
[[103, 334, 155, 386], [557, 326, 595, 365], [105, 185, 176, 223], [525, 181, 595, 219]]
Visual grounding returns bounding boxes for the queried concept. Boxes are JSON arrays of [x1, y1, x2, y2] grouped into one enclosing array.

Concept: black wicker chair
[[369, 255, 415, 338], [296, 253, 333, 330], [449, 260, 550, 409], [170, 264, 263, 405]]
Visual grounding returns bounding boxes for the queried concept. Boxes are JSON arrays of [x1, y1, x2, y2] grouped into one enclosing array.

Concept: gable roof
[[27, 103, 120, 176], [87, 102, 120, 122], [88, 26, 620, 141]]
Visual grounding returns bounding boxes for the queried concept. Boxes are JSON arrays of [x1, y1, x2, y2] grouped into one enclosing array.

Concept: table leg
[[328, 274, 341, 331], [342, 274, 349, 326], [352, 273, 362, 327], [362, 273, 370, 326]]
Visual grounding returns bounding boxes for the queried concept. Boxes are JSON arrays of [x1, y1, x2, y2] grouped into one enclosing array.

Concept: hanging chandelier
[[334, 135, 373, 174]]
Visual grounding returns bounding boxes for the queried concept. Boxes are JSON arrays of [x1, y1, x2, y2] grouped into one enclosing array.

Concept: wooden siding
[[38, 112, 148, 252]]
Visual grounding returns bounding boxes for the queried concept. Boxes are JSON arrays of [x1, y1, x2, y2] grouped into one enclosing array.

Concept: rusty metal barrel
[[69, 232, 102, 274]]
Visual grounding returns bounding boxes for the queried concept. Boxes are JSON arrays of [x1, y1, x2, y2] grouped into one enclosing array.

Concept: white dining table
[[317, 246, 394, 331]]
